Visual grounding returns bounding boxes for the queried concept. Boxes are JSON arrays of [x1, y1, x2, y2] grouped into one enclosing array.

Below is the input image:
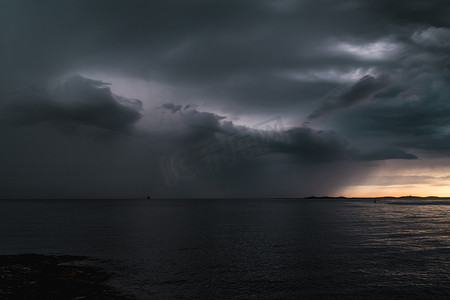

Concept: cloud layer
[[1, 75, 142, 135], [0, 0, 449, 198]]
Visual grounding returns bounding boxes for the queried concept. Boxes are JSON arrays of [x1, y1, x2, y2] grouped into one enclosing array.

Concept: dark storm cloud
[[161, 103, 182, 114], [371, 0, 450, 28], [159, 104, 417, 163], [155, 104, 418, 197], [309, 74, 391, 119], [0, 75, 142, 135], [265, 127, 416, 162], [0, 0, 399, 109], [329, 28, 450, 155], [335, 77, 450, 155], [0, 0, 448, 198], [267, 127, 352, 162], [411, 26, 450, 50], [354, 148, 417, 161]]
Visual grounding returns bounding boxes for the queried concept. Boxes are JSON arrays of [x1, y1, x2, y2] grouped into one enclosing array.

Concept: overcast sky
[[1, 0, 450, 198]]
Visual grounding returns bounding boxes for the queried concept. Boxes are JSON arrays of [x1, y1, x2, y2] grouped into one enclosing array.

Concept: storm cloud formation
[[0, 0, 449, 198], [1, 75, 142, 135], [308, 75, 391, 119]]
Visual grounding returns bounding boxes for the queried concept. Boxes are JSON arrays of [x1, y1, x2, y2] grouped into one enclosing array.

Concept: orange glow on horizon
[[331, 157, 450, 198], [336, 184, 450, 198]]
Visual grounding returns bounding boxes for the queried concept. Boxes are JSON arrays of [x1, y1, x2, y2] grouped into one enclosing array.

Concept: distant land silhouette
[[301, 196, 445, 200]]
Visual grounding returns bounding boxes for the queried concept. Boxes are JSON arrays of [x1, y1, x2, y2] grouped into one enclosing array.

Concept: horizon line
[[1, 196, 450, 201]]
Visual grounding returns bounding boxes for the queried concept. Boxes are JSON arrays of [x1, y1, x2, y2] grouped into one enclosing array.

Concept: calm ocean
[[1, 198, 449, 299]]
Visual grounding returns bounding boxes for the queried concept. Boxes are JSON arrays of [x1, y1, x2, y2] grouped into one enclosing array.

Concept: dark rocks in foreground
[[0, 254, 132, 299]]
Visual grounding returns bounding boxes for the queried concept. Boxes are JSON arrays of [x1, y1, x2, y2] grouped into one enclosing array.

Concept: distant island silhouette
[[303, 196, 444, 200]]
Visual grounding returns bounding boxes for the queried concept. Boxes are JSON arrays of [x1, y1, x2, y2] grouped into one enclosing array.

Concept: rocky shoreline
[[0, 254, 132, 299]]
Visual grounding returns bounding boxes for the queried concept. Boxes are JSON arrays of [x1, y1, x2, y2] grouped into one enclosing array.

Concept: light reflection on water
[[0, 198, 449, 299]]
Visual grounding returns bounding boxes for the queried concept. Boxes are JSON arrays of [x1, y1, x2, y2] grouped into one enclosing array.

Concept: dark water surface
[[1, 198, 450, 299]]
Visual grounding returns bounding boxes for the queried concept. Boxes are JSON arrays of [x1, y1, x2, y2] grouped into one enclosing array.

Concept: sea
[[1, 198, 450, 299]]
